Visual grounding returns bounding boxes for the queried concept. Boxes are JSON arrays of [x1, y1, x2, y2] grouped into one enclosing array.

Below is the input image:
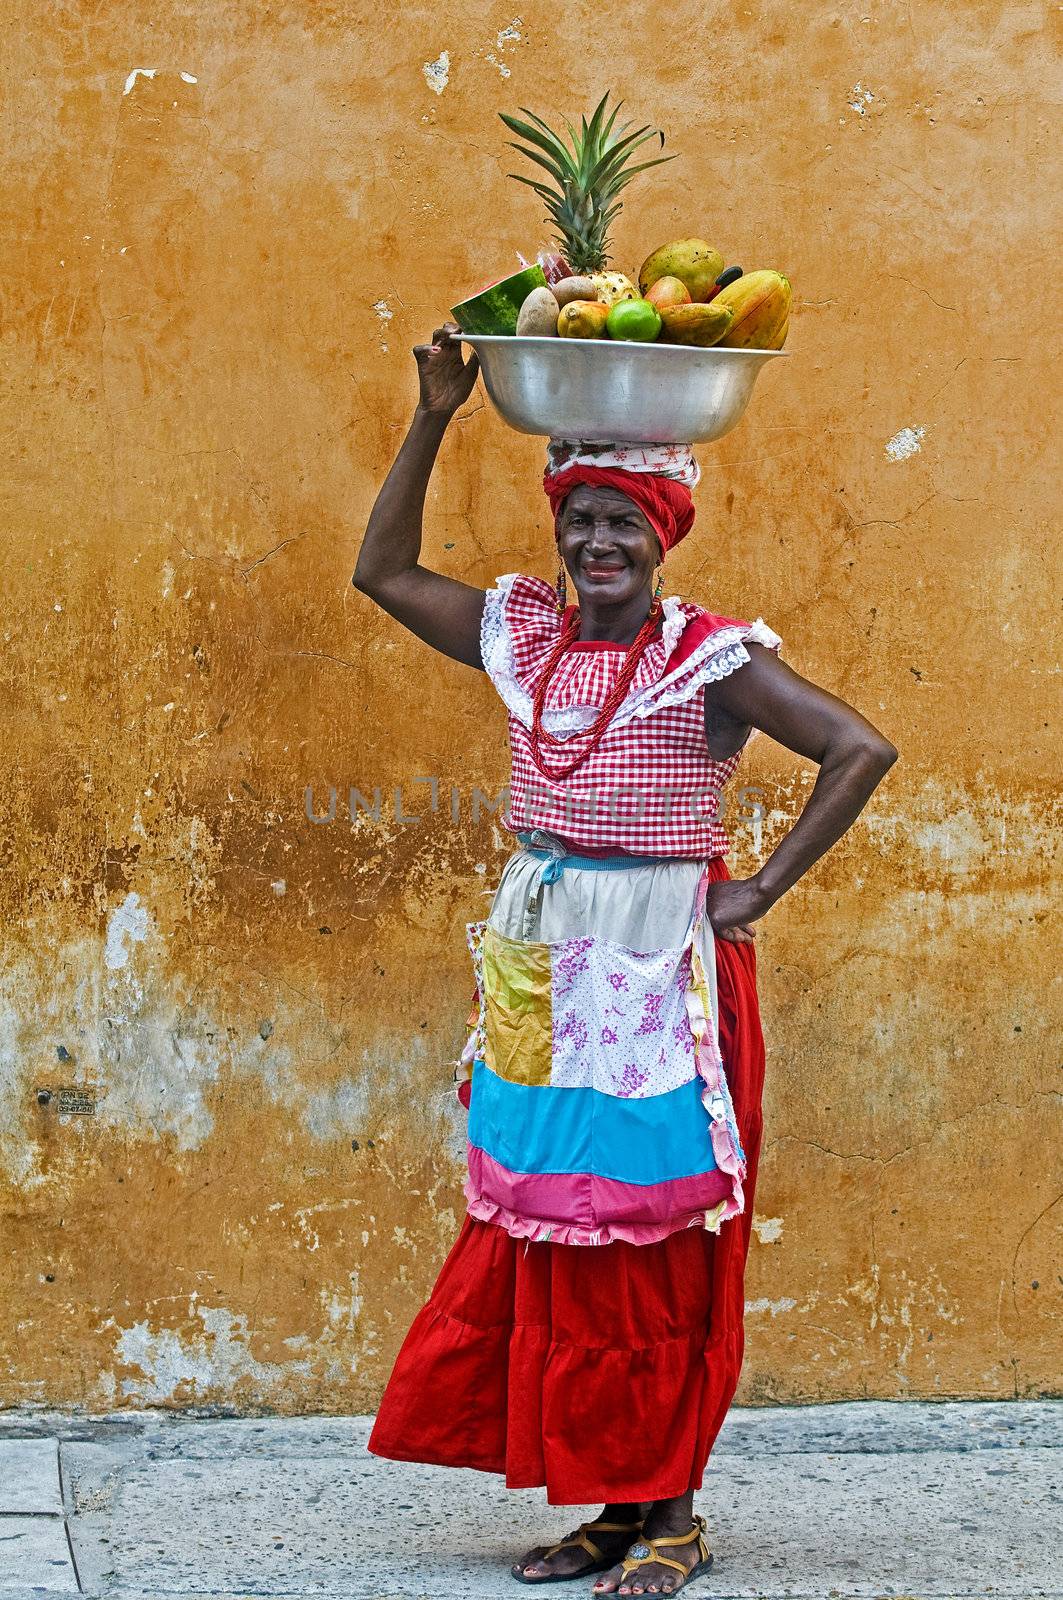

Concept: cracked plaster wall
[[0, 2, 1059, 1412]]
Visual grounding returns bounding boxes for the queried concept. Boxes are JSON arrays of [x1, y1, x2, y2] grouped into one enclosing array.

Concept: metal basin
[[456, 334, 788, 444]]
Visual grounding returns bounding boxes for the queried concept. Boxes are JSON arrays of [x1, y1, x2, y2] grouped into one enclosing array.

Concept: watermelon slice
[[451, 265, 548, 336]]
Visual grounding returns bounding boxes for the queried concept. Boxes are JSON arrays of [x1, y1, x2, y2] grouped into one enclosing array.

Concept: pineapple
[[592, 272, 638, 306], [499, 92, 675, 277]]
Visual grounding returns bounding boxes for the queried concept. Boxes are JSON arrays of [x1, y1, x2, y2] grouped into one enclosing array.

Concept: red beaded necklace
[[528, 596, 665, 781]]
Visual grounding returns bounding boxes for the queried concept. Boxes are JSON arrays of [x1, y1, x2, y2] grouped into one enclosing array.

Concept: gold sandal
[[612, 1516, 713, 1594], [512, 1519, 645, 1585]]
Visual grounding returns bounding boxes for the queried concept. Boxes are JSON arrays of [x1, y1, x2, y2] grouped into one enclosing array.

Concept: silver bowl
[[456, 334, 788, 444]]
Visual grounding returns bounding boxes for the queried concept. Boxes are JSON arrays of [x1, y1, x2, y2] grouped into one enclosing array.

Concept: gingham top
[[480, 574, 783, 859]]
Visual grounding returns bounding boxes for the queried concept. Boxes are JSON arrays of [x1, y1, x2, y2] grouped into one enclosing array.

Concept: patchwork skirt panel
[[368, 882, 766, 1504], [457, 851, 747, 1245]]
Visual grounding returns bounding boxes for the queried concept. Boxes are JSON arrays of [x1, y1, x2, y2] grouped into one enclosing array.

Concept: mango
[[658, 302, 734, 347], [591, 272, 638, 306], [713, 270, 791, 349], [516, 286, 560, 336], [557, 300, 611, 338], [638, 239, 725, 302], [553, 275, 599, 307], [644, 275, 691, 311]]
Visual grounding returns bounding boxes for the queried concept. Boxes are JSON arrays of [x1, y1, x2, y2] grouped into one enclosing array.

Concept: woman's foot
[[513, 1506, 648, 1584], [592, 1506, 707, 1596]]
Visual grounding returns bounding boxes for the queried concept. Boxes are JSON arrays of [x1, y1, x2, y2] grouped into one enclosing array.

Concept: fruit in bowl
[[451, 264, 548, 335], [659, 303, 733, 347], [516, 286, 561, 336], [644, 275, 691, 311], [606, 299, 662, 342], [558, 301, 611, 338], [500, 93, 674, 277], [713, 270, 792, 349], [451, 92, 793, 358], [592, 272, 638, 306], [639, 239, 725, 303], [553, 276, 598, 307]]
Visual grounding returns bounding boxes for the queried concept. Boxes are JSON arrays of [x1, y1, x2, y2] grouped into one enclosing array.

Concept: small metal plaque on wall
[[56, 1088, 97, 1116]]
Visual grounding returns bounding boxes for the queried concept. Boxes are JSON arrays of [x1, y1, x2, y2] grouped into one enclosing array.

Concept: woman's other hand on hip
[[705, 877, 774, 944]]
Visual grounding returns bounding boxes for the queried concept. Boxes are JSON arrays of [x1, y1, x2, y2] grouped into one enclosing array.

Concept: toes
[[594, 1566, 623, 1594], [513, 1547, 551, 1579]]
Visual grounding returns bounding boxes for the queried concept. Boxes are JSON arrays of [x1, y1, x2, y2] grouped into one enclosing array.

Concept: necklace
[[528, 597, 664, 781]]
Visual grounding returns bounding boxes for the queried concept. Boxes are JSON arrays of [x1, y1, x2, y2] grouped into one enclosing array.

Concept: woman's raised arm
[[353, 324, 486, 669]]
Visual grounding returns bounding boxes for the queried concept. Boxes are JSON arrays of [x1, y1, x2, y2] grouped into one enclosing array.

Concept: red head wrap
[[543, 464, 696, 557]]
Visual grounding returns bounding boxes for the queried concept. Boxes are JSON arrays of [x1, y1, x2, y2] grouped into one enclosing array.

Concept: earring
[[649, 563, 664, 618], [555, 559, 567, 615]]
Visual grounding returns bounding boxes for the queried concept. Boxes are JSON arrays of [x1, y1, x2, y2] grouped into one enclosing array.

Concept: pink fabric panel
[[465, 1141, 734, 1244]]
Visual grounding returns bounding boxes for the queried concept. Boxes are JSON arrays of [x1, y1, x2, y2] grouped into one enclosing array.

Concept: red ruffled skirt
[[368, 909, 766, 1505]]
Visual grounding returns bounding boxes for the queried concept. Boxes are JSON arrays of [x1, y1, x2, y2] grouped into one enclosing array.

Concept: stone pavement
[[0, 1401, 1059, 1599]]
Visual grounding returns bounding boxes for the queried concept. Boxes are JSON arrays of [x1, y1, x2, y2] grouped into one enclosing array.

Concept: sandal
[[512, 1519, 645, 1585], [612, 1516, 713, 1594]]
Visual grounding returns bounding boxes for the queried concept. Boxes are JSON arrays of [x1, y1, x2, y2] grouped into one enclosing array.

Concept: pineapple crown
[[499, 92, 675, 276]]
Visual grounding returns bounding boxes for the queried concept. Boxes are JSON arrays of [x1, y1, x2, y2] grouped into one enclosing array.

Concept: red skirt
[[368, 905, 766, 1505]]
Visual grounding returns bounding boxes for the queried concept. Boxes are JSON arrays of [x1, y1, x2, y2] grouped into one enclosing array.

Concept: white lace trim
[[660, 596, 688, 659], [616, 618, 782, 729], [480, 575, 780, 737], [480, 574, 597, 735]]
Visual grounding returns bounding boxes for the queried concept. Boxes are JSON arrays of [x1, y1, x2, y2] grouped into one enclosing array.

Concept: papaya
[[712, 270, 791, 349], [557, 300, 611, 338], [658, 302, 734, 347], [638, 239, 724, 302]]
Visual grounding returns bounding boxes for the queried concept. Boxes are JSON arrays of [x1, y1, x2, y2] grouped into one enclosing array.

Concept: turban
[[543, 439, 700, 557]]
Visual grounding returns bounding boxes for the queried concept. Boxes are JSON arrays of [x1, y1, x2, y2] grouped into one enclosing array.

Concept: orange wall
[[1, 2, 1058, 1410]]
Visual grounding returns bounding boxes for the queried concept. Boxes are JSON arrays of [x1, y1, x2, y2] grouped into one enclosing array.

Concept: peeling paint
[[423, 51, 450, 96], [753, 1215, 784, 1244], [123, 67, 157, 94], [848, 82, 875, 115], [486, 19, 521, 76], [114, 1307, 311, 1403], [104, 892, 151, 971], [886, 425, 926, 461]]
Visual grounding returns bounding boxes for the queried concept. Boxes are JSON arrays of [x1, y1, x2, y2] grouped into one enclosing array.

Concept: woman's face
[[556, 485, 662, 608]]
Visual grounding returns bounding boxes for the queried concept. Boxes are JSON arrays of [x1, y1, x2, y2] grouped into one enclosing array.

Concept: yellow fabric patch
[[481, 924, 553, 1087]]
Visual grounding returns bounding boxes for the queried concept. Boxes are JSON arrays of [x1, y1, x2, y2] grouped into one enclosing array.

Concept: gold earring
[[555, 559, 568, 615]]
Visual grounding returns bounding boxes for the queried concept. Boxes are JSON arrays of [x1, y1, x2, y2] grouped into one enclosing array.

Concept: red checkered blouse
[[481, 574, 783, 860]]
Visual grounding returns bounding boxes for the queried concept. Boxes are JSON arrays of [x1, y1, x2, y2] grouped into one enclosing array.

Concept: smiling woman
[[353, 324, 898, 1595]]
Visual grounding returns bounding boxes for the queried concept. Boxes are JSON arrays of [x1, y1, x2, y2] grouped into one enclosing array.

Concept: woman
[[355, 326, 898, 1596]]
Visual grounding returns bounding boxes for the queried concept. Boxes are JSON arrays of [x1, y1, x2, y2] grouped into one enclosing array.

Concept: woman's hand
[[704, 877, 774, 945], [413, 323, 480, 418]]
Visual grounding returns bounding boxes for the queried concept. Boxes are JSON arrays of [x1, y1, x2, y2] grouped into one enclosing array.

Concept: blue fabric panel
[[467, 1059, 718, 1187]]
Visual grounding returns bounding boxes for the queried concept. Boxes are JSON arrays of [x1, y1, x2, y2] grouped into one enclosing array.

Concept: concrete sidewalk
[[0, 1401, 1059, 1599]]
